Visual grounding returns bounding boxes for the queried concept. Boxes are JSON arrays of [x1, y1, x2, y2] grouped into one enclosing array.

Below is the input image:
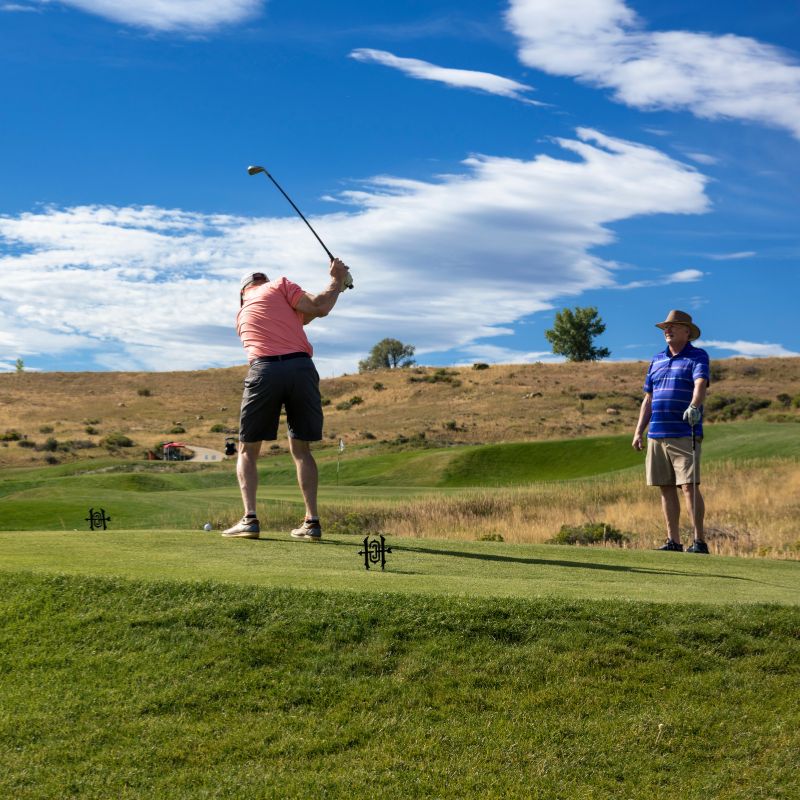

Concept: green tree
[[15, 358, 24, 373], [544, 306, 610, 362], [358, 338, 416, 372]]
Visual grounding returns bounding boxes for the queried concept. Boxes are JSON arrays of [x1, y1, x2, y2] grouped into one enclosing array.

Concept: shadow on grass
[[392, 544, 756, 581]]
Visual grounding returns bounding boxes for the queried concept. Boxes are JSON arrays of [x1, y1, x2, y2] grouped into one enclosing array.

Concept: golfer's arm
[[294, 282, 342, 324], [691, 378, 708, 408], [635, 393, 652, 436]]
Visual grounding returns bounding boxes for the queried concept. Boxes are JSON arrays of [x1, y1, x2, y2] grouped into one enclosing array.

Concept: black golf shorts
[[238, 356, 323, 442]]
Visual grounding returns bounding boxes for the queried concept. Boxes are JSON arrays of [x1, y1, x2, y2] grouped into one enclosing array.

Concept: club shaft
[[261, 172, 334, 261]]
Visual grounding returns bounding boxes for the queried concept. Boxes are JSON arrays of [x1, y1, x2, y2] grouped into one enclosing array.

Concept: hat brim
[[656, 321, 701, 341]]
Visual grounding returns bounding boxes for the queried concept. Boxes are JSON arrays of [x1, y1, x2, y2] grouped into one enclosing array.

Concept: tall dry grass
[[318, 459, 800, 559]]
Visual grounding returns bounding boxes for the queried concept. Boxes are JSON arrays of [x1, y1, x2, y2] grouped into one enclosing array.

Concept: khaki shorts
[[646, 437, 701, 486]]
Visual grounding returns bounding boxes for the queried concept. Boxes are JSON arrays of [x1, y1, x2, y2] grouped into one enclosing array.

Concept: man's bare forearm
[[690, 379, 708, 408], [635, 395, 652, 436], [308, 280, 343, 319]]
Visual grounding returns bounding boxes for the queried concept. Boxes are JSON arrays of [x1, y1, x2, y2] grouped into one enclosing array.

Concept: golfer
[[632, 310, 711, 554], [223, 257, 351, 540]]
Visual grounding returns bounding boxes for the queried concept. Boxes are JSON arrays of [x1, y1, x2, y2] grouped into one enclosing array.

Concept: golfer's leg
[[681, 483, 705, 539], [237, 441, 262, 516], [289, 438, 318, 519], [659, 486, 681, 542]]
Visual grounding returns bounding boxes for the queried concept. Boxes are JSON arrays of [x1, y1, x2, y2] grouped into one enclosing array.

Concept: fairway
[[1, 529, 797, 605]]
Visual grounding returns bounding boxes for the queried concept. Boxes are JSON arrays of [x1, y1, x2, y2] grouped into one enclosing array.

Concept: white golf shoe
[[222, 516, 260, 539]]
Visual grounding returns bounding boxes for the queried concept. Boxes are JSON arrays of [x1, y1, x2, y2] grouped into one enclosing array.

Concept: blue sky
[[0, 0, 798, 374]]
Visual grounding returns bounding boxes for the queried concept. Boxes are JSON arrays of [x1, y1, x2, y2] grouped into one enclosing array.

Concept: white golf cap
[[240, 271, 268, 291]]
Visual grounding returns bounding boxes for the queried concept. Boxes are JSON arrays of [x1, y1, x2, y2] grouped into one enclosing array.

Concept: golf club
[[691, 423, 697, 538], [247, 165, 353, 289]]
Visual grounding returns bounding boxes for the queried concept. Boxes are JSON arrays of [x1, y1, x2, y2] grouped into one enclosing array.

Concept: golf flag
[[339, 438, 345, 453]]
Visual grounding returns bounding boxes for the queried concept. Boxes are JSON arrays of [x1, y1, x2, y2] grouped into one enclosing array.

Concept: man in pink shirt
[[223, 257, 351, 540]]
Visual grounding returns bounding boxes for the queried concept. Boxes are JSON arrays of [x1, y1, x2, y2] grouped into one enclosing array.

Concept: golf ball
[[203, 522, 213, 531]]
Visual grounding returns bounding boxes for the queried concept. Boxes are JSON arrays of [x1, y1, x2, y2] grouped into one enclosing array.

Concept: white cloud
[[616, 267, 704, 290], [684, 152, 719, 166], [0, 130, 709, 373], [699, 340, 800, 358], [708, 251, 756, 261], [506, 0, 800, 139], [350, 48, 542, 104], [453, 344, 561, 366], [32, 0, 262, 31], [1, 4, 41, 11]]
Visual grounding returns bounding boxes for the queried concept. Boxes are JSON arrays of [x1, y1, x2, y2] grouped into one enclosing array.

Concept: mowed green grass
[[0, 529, 798, 605], [1, 422, 798, 531], [2, 424, 798, 798], [1, 572, 798, 799]]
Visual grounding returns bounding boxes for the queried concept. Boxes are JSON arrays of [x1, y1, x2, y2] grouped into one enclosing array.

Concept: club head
[[247, 165, 266, 176]]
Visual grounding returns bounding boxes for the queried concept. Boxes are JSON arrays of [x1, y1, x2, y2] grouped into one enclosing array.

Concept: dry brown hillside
[[2, 358, 799, 468]]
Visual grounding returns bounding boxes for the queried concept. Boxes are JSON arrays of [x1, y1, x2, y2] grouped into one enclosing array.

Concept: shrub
[[362, 431, 376, 440], [1, 430, 22, 442], [472, 362, 490, 370], [443, 420, 458, 431], [103, 433, 135, 448], [577, 392, 596, 400], [477, 533, 504, 542], [41, 437, 59, 452], [327, 511, 386, 537], [83, 418, 100, 425], [372, 382, 385, 391], [547, 522, 630, 546], [170, 425, 186, 434], [408, 368, 461, 386], [336, 396, 363, 411], [709, 363, 726, 382], [705, 395, 772, 421], [776, 393, 792, 408], [321, 396, 331, 407], [137, 388, 152, 397], [67, 440, 97, 450], [39, 425, 54, 434], [209, 423, 226, 433], [85, 426, 99, 435], [18, 439, 36, 449], [44, 455, 60, 465]]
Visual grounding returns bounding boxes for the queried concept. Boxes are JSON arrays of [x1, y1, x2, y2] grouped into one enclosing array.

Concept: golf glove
[[683, 404, 702, 426], [342, 270, 354, 290]]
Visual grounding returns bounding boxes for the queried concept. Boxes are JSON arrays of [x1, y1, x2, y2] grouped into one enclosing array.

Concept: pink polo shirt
[[236, 277, 313, 362]]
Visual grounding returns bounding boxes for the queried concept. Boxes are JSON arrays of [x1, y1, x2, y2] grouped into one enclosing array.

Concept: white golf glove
[[683, 404, 702, 426], [342, 270, 354, 290]]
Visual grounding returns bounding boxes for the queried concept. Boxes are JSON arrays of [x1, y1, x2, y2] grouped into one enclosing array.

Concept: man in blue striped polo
[[632, 310, 710, 554]]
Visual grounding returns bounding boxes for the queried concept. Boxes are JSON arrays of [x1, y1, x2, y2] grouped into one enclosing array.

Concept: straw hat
[[655, 309, 700, 341]]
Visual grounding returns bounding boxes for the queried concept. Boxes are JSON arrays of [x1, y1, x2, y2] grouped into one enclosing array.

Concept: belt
[[250, 352, 310, 364]]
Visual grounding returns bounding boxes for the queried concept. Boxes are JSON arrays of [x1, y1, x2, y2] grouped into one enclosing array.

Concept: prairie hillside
[[1, 357, 800, 467]]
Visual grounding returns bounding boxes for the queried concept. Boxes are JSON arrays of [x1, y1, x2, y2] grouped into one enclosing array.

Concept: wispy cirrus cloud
[[1, 4, 41, 12], [506, 0, 800, 138], [349, 48, 543, 105], [616, 268, 704, 290], [699, 340, 799, 358], [707, 251, 756, 261], [0, 130, 708, 374], [30, 0, 263, 31]]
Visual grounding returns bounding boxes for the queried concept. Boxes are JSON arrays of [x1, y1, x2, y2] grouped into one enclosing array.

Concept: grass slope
[[1, 572, 798, 799], [2, 422, 799, 532], [3, 357, 800, 470], [0, 530, 798, 605]]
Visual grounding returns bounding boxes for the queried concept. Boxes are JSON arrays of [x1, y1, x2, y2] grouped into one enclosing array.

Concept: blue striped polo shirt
[[643, 342, 710, 438]]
